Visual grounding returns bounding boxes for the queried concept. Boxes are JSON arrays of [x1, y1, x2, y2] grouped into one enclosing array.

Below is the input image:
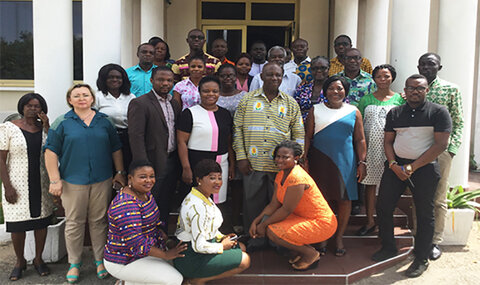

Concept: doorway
[[199, 0, 298, 59]]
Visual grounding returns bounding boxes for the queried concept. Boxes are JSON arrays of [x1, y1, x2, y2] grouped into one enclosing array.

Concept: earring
[[295, 160, 298, 164], [128, 184, 132, 188], [198, 182, 202, 186]]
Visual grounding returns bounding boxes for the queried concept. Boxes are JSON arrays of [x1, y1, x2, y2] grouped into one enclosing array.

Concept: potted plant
[[442, 186, 480, 245]]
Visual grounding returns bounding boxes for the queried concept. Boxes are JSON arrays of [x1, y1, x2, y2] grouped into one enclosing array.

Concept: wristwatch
[[405, 164, 413, 174], [116, 170, 126, 175]]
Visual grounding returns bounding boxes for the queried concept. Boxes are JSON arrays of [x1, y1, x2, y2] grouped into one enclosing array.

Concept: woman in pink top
[[235, 53, 253, 93], [173, 55, 206, 110]]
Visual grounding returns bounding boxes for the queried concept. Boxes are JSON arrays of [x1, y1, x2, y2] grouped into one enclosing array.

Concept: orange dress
[[268, 165, 338, 246]]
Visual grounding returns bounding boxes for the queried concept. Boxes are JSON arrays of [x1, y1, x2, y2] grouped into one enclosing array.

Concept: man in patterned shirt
[[417, 52, 464, 260], [291, 38, 312, 82], [233, 62, 304, 251], [329, 34, 373, 76], [335, 48, 376, 106], [171, 29, 221, 82]]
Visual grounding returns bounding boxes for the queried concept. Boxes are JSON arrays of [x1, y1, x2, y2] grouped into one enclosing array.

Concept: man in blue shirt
[[126, 43, 156, 97]]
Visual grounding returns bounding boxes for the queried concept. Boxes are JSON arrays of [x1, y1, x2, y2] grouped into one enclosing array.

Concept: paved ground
[[0, 222, 478, 284]]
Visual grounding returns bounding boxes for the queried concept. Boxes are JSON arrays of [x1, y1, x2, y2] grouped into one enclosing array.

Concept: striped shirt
[[104, 191, 166, 265], [233, 88, 305, 172], [171, 53, 221, 82], [329, 56, 373, 76]]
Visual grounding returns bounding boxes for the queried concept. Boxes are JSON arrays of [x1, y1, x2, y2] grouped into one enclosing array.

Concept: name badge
[[253, 101, 264, 112], [278, 105, 287, 117]]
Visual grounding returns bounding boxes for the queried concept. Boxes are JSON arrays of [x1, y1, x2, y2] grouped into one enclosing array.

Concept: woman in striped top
[[104, 160, 187, 285]]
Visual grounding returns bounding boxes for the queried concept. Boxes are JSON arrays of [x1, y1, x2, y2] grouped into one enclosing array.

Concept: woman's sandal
[[9, 263, 27, 281], [66, 262, 82, 284], [95, 260, 109, 279], [318, 247, 327, 256], [335, 248, 346, 257], [292, 253, 321, 271], [288, 255, 301, 264], [33, 262, 50, 276]]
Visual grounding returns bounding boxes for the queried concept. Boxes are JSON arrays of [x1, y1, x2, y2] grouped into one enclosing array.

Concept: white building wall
[[32, 0, 73, 120], [389, 0, 432, 92], [437, 0, 478, 187], [82, 0, 122, 88]]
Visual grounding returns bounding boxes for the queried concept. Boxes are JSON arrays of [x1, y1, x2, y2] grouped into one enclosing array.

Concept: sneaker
[[405, 259, 429, 278], [429, 244, 442, 260], [372, 248, 398, 262]]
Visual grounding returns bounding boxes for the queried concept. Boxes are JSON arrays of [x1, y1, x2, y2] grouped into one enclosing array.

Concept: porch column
[[140, 0, 165, 42], [363, 0, 391, 67], [33, 0, 73, 120], [389, 0, 432, 92], [332, 0, 358, 55], [82, 0, 122, 87], [437, 0, 478, 187]]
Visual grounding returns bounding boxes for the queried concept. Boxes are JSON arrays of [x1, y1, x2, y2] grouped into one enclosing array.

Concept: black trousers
[[117, 128, 132, 172], [151, 151, 180, 231], [377, 157, 440, 261]]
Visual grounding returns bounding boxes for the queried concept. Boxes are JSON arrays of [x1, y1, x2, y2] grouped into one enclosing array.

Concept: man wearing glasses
[[335, 48, 376, 105], [329, 34, 373, 76], [372, 74, 451, 278], [417, 53, 464, 261], [171, 29, 221, 82]]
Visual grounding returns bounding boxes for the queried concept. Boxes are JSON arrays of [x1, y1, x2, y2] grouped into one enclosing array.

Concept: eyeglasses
[[219, 74, 235, 79], [189, 35, 205, 40], [405, 86, 427, 92], [345, 56, 362, 61]]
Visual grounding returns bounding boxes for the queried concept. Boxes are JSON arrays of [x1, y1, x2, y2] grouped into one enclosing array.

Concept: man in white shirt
[[249, 46, 301, 97], [248, 41, 267, 77]]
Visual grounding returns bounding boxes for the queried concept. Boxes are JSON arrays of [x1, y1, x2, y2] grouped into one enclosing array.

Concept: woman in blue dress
[[304, 76, 367, 256]]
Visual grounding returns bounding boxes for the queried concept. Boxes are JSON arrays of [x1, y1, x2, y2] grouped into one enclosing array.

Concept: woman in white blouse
[[95, 64, 136, 174], [174, 159, 250, 284]]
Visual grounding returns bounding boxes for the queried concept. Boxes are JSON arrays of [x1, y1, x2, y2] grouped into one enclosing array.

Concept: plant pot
[[24, 217, 66, 263], [441, 209, 475, 246]]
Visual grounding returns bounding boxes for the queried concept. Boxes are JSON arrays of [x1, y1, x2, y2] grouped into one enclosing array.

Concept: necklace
[[80, 110, 94, 122]]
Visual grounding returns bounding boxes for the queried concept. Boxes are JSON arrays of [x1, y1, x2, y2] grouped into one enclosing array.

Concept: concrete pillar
[[33, 0, 73, 120], [332, 0, 358, 56], [389, 0, 432, 92], [474, 58, 480, 170], [140, 0, 165, 42], [363, 0, 391, 67], [437, 0, 478, 187], [298, 0, 329, 57], [82, 0, 121, 88], [121, 0, 135, 68]]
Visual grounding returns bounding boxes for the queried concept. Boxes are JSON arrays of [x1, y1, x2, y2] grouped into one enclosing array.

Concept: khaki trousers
[[432, 151, 453, 244], [412, 151, 452, 244], [62, 178, 112, 264]]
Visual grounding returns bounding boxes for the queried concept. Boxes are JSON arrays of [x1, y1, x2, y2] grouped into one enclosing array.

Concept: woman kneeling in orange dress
[[249, 140, 337, 270]]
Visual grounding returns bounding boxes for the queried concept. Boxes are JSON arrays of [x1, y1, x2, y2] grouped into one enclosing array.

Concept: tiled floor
[[210, 227, 413, 284]]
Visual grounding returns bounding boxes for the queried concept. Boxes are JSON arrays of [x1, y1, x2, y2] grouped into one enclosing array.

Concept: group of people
[[0, 28, 463, 284]]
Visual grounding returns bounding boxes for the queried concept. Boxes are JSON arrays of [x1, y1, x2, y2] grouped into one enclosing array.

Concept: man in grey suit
[[128, 66, 181, 228]]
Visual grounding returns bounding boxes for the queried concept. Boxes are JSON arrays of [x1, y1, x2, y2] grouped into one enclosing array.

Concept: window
[[0, 1, 83, 81], [202, 2, 246, 20], [251, 3, 295, 20], [0, 1, 34, 79]]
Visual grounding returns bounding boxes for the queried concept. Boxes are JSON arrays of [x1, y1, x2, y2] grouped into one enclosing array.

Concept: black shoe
[[351, 205, 361, 215], [356, 225, 376, 236], [372, 248, 398, 262], [429, 244, 442, 260], [405, 259, 429, 278]]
